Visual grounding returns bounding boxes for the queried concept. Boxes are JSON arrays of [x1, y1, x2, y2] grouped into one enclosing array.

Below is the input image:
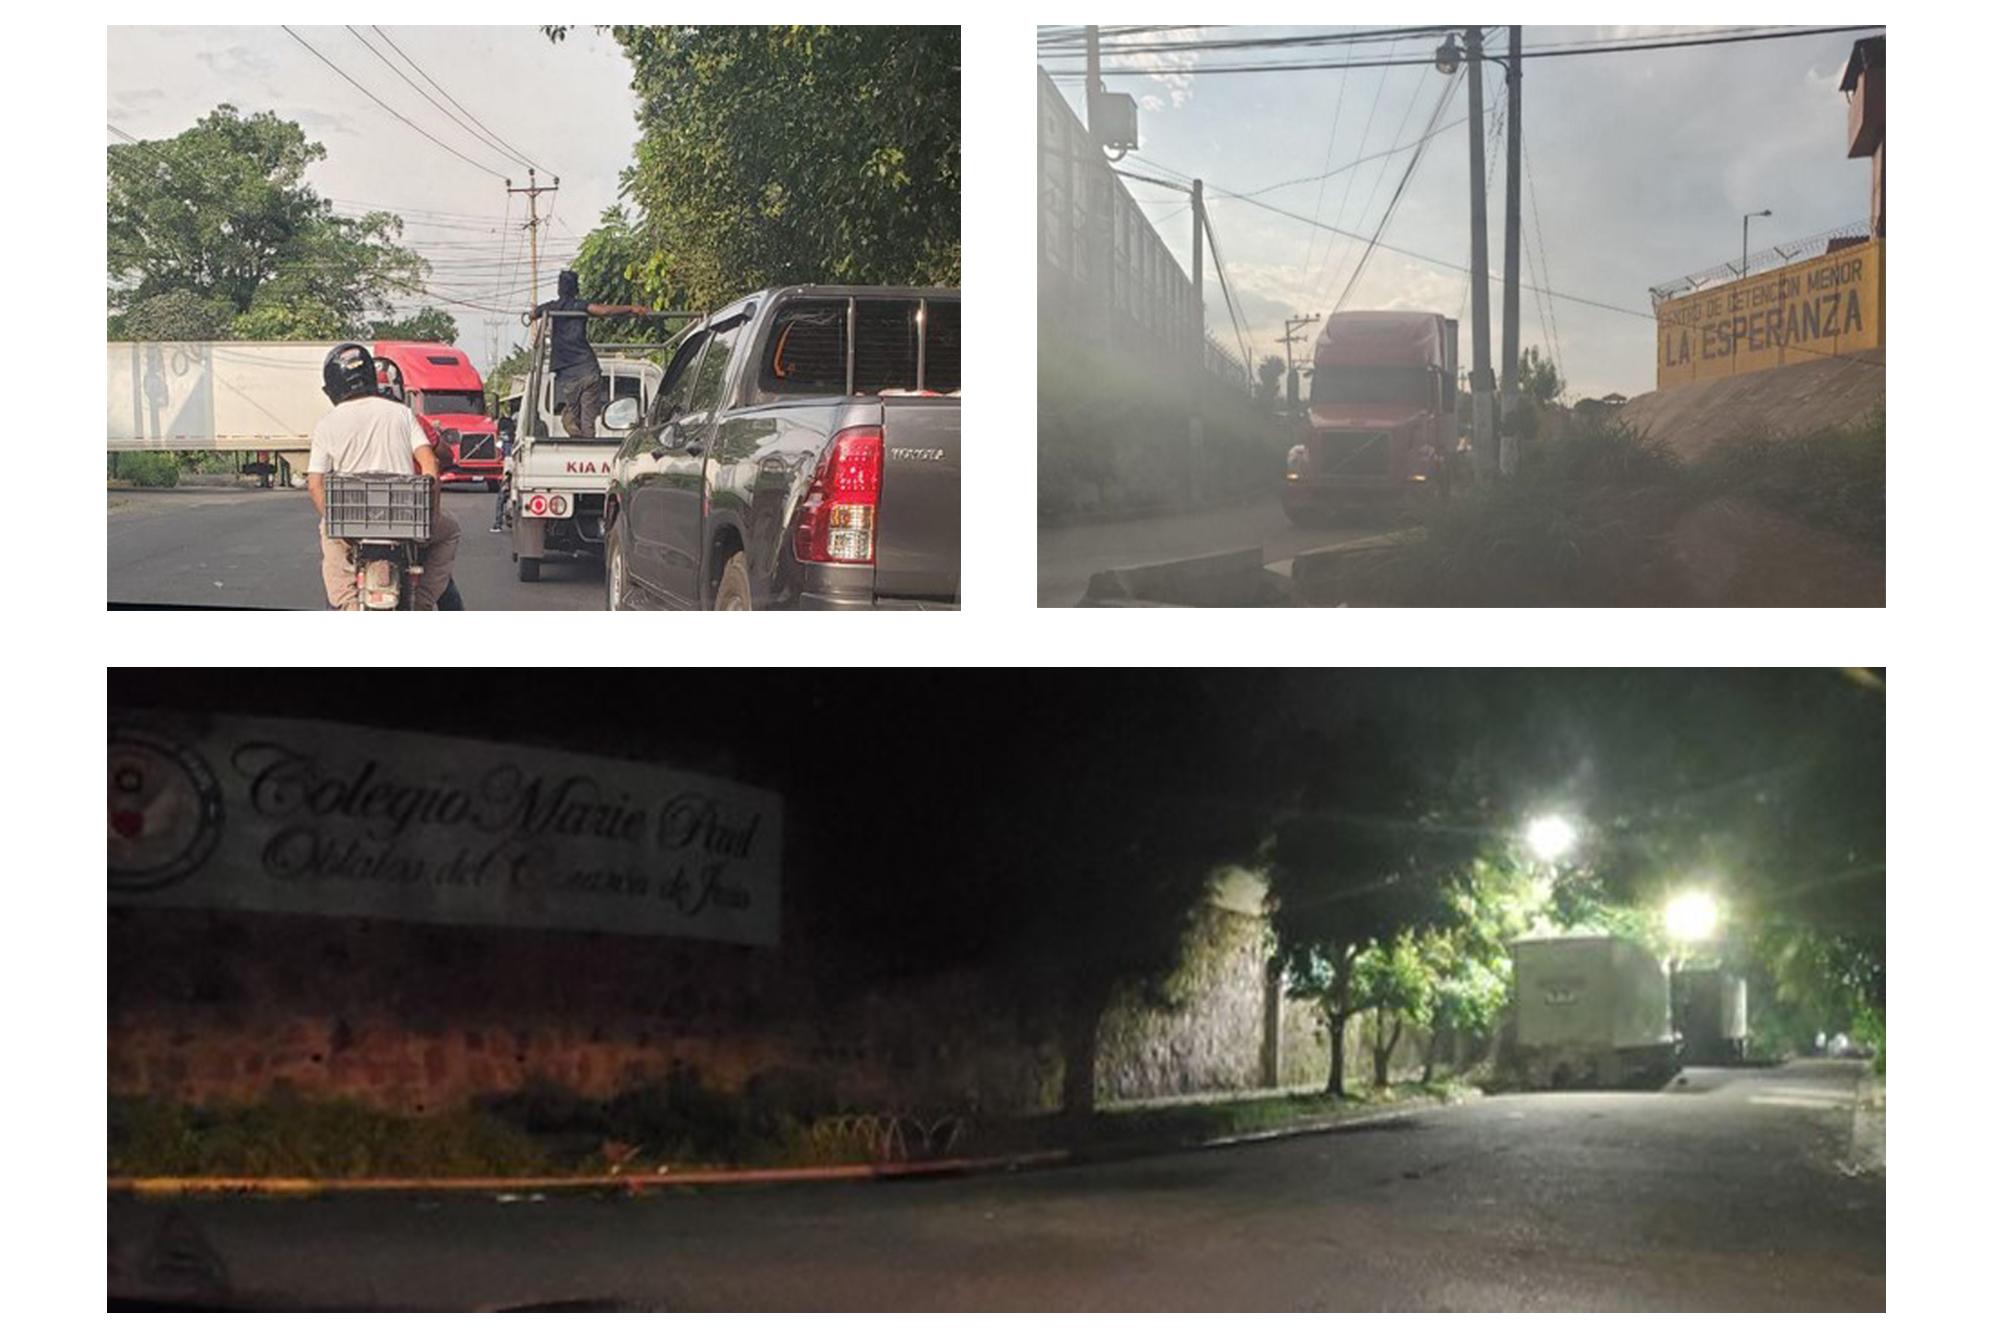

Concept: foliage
[[565, 205, 662, 344], [111, 290, 236, 342], [486, 345, 531, 415], [107, 106, 428, 340], [108, 1095, 549, 1179], [1520, 345, 1563, 407], [371, 307, 460, 345], [1267, 702, 1494, 1097], [1256, 355, 1286, 405], [116, 452, 181, 488], [561, 26, 960, 310], [1356, 422, 1693, 606], [1688, 408, 1885, 549]]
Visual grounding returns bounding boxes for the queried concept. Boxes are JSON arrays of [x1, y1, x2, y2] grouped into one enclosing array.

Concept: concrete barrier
[[1077, 548, 1298, 607]]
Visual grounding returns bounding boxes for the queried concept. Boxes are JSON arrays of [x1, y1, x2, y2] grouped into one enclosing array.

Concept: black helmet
[[322, 343, 376, 405], [557, 269, 580, 299]]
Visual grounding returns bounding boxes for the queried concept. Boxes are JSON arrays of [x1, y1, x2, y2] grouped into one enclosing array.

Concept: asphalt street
[[107, 486, 603, 611], [1037, 496, 1389, 607], [106, 1060, 1883, 1311]]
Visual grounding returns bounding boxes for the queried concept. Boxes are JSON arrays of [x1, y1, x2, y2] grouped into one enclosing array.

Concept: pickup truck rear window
[[760, 297, 959, 397]]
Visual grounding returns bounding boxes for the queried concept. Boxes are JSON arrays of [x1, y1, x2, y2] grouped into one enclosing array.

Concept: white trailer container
[[1677, 966, 1750, 1064], [108, 341, 334, 486], [1509, 935, 1676, 1089]]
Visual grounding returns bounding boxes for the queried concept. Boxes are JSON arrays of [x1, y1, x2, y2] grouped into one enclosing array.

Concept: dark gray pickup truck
[[602, 286, 959, 611]]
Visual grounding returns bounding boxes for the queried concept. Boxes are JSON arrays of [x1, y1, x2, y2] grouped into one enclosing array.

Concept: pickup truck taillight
[[794, 426, 883, 564]]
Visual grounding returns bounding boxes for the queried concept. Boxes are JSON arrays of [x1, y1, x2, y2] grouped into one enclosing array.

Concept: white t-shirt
[[307, 396, 431, 476]]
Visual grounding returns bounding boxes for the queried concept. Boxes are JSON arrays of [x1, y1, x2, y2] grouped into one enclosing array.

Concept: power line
[[1307, 39, 1397, 308], [1523, 132, 1566, 394], [1298, 27, 1358, 283], [280, 26, 509, 181], [1203, 178, 1881, 368], [1332, 64, 1460, 312], [1044, 25, 1883, 79], [369, 26, 551, 176], [1038, 25, 1458, 57], [344, 26, 525, 175]]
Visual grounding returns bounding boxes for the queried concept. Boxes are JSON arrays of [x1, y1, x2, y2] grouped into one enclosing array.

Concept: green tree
[[1520, 345, 1563, 407], [1353, 933, 1430, 1087], [1256, 355, 1285, 406], [107, 106, 428, 339], [371, 307, 460, 344], [487, 345, 531, 415], [554, 26, 960, 309], [1268, 709, 1488, 1099], [110, 290, 236, 342]]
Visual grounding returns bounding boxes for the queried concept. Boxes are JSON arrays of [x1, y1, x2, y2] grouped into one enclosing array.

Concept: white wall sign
[[107, 712, 784, 947]]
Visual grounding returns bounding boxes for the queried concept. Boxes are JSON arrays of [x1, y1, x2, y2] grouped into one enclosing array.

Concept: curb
[[108, 1100, 1450, 1200], [1039, 491, 1272, 530]]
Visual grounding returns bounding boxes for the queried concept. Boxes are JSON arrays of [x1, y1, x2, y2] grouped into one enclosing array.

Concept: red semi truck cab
[[373, 341, 503, 490], [1284, 311, 1460, 524]]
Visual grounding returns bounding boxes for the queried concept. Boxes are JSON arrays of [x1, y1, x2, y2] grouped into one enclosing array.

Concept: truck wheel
[[714, 552, 751, 611], [517, 556, 542, 584], [605, 529, 629, 610], [486, 479, 501, 493]]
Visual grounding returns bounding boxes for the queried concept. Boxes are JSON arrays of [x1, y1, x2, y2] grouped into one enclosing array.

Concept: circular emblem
[[108, 728, 224, 893]]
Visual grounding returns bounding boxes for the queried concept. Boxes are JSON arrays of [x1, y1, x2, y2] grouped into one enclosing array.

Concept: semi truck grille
[[1310, 430, 1392, 475], [456, 433, 497, 461]]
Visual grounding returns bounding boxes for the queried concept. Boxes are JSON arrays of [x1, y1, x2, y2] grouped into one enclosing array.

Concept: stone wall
[[108, 907, 1059, 1117], [109, 900, 1441, 1120]]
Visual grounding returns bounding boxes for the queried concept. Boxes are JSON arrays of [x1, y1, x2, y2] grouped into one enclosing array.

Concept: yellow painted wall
[[1656, 239, 1883, 387]]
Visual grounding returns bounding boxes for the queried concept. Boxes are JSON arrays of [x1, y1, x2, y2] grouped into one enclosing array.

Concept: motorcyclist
[[306, 343, 461, 610]]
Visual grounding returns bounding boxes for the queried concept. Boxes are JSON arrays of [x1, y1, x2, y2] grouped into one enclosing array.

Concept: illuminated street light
[[1524, 814, 1578, 863], [1664, 889, 1721, 943]]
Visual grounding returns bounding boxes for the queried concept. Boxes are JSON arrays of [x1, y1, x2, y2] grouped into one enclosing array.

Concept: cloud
[[1111, 26, 1203, 113]]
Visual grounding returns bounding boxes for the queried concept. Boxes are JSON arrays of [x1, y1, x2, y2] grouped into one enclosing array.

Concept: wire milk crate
[[324, 472, 435, 541]]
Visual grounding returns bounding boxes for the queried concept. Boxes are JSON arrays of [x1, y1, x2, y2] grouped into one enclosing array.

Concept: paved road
[[1037, 497, 1388, 607], [107, 487, 603, 611], [106, 1061, 1882, 1311]]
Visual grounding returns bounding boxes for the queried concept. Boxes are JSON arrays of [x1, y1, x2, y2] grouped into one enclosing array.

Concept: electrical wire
[[280, 26, 510, 181], [1043, 25, 1882, 79], [344, 26, 527, 176], [369, 25, 550, 176]]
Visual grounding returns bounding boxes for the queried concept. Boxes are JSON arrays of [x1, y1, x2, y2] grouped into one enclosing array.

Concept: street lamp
[[1663, 888, 1720, 944], [1742, 209, 1772, 278], [1524, 813, 1578, 864]]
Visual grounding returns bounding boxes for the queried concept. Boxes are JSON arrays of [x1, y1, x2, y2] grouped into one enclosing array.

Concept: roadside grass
[[109, 1095, 552, 1180], [1688, 408, 1884, 548], [112, 452, 181, 489], [1344, 412, 1884, 605], [1353, 424, 1691, 606], [109, 1078, 1476, 1181]]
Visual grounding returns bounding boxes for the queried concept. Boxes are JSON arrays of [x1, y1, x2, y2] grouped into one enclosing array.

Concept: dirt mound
[[1615, 349, 1885, 460], [1669, 496, 1884, 607]]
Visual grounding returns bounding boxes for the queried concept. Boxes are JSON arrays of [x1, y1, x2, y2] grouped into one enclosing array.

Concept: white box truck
[[1508, 935, 1676, 1089], [107, 341, 331, 487]]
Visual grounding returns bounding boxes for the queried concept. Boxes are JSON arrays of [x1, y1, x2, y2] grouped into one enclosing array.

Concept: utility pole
[[1188, 178, 1206, 505], [1085, 25, 1100, 139], [1465, 27, 1495, 483], [1280, 313, 1320, 407], [506, 168, 560, 311], [1190, 180, 1206, 370], [1500, 24, 1523, 477]]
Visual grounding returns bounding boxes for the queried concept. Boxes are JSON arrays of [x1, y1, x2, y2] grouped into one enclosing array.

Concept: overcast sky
[[1041, 25, 1881, 399], [108, 25, 641, 375]]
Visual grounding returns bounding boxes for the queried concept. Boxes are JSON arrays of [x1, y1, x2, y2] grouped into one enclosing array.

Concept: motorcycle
[[327, 435, 462, 611]]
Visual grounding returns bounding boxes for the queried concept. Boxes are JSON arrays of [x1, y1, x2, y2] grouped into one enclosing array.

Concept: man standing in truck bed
[[533, 270, 653, 437]]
